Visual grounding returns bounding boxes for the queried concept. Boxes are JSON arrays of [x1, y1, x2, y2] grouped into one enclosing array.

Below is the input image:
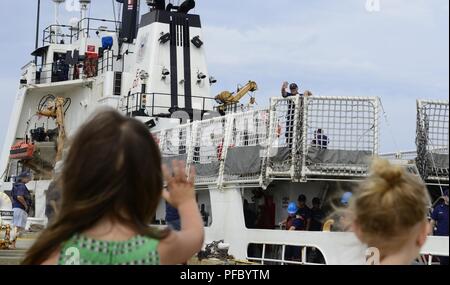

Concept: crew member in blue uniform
[[430, 189, 449, 265], [296, 194, 311, 231]]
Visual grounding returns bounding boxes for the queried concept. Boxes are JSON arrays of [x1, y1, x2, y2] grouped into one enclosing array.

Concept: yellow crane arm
[[37, 97, 66, 162], [215, 81, 258, 109]]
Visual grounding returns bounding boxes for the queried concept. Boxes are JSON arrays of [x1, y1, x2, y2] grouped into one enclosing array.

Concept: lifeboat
[[9, 141, 35, 160]]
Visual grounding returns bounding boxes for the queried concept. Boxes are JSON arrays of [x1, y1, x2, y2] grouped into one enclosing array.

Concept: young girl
[[348, 159, 431, 265], [22, 109, 204, 265]]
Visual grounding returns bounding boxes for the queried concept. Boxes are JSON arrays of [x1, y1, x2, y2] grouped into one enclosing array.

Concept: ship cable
[[378, 99, 447, 194], [424, 137, 446, 196], [378, 98, 401, 156]]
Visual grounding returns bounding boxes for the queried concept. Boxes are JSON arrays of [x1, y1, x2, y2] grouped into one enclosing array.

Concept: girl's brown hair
[[23, 109, 168, 264], [349, 159, 430, 256]]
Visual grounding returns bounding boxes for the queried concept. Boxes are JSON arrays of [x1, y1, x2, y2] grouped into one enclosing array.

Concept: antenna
[[79, 0, 91, 38], [79, 0, 91, 19], [52, 0, 66, 25]]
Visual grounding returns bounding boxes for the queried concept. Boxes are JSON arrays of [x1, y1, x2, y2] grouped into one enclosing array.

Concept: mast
[[34, 0, 41, 64], [79, 0, 91, 39], [52, 0, 65, 25]]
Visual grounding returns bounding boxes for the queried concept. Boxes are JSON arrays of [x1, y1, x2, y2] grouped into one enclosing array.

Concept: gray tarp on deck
[[195, 162, 220, 177], [306, 148, 372, 165], [224, 146, 263, 175], [269, 147, 292, 163], [427, 153, 449, 169], [163, 154, 220, 177], [162, 154, 188, 169], [427, 153, 448, 172]]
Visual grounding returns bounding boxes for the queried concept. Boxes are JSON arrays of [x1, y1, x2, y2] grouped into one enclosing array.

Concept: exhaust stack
[[116, 0, 139, 43]]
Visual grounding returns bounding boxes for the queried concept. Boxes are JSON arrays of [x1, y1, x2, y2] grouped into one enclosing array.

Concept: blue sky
[[0, 0, 448, 153]]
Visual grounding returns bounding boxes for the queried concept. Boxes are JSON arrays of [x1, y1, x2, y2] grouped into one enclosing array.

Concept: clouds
[[0, 0, 448, 153], [200, 0, 448, 152]]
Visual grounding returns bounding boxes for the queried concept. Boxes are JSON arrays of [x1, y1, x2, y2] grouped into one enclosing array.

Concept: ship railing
[[264, 96, 380, 182], [151, 95, 382, 188], [31, 61, 92, 85], [416, 99, 449, 183], [189, 116, 227, 187], [219, 110, 270, 188], [30, 50, 119, 85], [158, 123, 195, 182], [121, 92, 218, 117], [97, 50, 119, 74], [74, 18, 120, 41], [264, 96, 300, 180], [380, 150, 417, 161], [43, 24, 76, 45], [155, 110, 271, 189], [42, 18, 120, 45], [300, 96, 380, 180]]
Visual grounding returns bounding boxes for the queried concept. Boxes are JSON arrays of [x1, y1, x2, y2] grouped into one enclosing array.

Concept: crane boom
[[37, 96, 67, 162], [215, 81, 258, 113]]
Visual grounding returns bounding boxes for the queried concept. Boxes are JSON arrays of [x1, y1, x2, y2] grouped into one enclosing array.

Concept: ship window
[[247, 243, 326, 265]]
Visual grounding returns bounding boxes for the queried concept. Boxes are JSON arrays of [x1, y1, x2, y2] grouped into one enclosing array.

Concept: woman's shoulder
[[56, 234, 161, 265]]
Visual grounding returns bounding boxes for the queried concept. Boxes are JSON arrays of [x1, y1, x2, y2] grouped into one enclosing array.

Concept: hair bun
[[371, 159, 403, 187]]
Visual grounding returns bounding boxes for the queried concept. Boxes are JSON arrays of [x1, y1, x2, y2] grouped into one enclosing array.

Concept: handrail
[[152, 96, 383, 188], [122, 92, 219, 117], [42, 17, 120, 45]]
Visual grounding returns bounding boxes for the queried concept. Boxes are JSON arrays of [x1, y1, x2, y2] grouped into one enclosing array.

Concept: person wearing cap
[[280, 202, 303, 261], [281, 82, 312, 148], [10, 171, 33, 249], [341, 192, 353, 206], [430, 189, 449, 265], [296, 194, 311, 231], [323, 192, 353, 232], [281, 82, 301, 99], [279, 202, 303, 230]]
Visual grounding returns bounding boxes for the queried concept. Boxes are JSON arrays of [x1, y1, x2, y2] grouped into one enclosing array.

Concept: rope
[[378, 98, 401, 155]]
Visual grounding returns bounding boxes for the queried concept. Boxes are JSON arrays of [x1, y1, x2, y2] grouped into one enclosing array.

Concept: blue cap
[[287, 202, 298, 215], [341, 192, 353, 206], [289, 83, 299, 90]]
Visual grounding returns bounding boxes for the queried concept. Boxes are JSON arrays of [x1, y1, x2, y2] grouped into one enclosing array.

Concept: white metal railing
[[265, 97, 300, 180], [380, 150, 417, 160], [189, 116, 227, 187], [416, 100, 449, 182], [153, 96, 382, 189], [301, 96, 379, 178], [221, 110, 270, 187]]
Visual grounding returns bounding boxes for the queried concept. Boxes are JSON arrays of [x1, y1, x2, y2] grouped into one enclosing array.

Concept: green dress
[[58, 234, 160, 265]]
